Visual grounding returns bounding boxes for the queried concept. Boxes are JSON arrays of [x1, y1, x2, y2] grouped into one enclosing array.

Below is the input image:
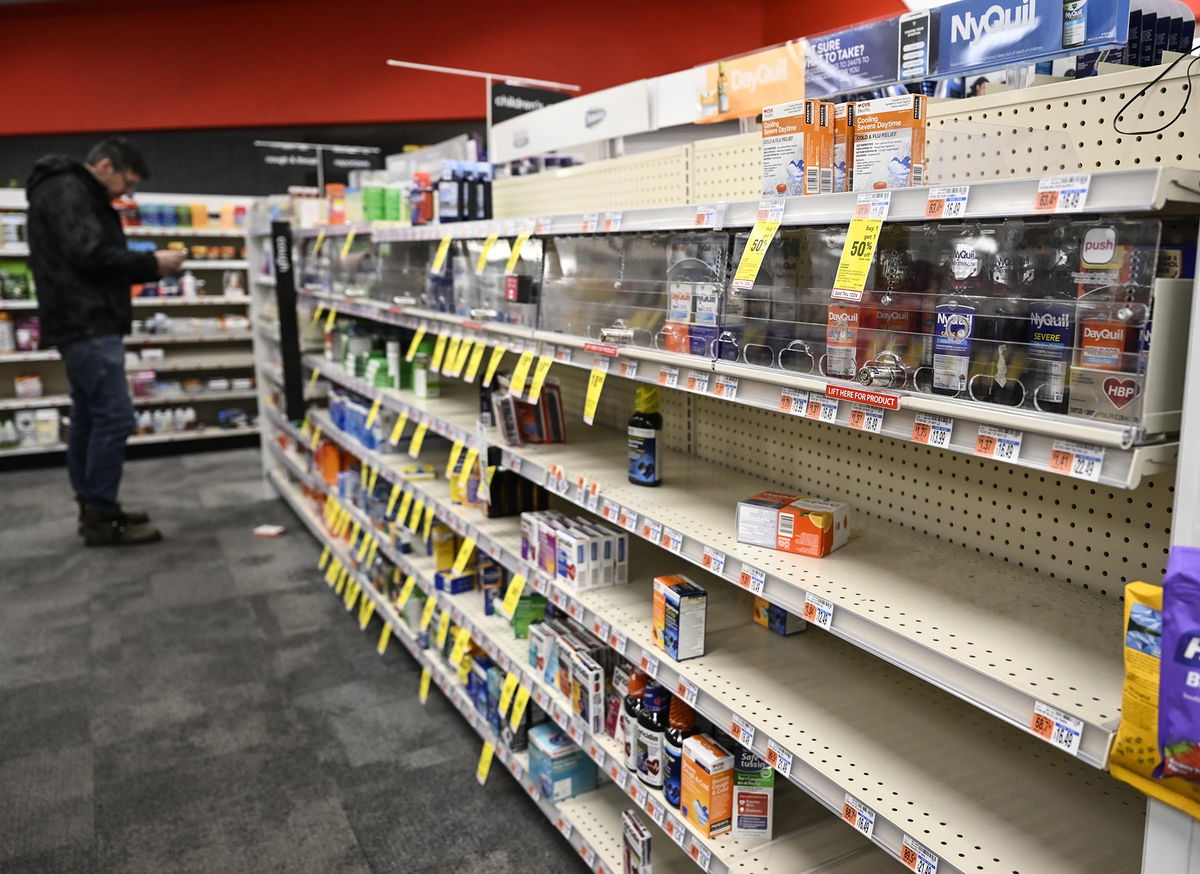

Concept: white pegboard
[[691, 131, 762, 204], [492, 145, 691, 219]]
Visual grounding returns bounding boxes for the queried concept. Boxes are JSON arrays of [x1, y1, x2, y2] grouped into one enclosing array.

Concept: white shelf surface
[[0, 393, 70, 411], [124, 226, 245, 238], [0, 350, 58, 363], [126, 351, 257, 372], [180, 260, 248, 270], [125, 330, 254, 346], [133, 295, 249, 307], [0, 244, 29, 257], [285, 405, 1144, 874], [252, 274, 276, 287], [304, 356, 1126, 768], [0, 425, 259, 458], [0, 299, 37, 310], [298, 290, 1174, 490], [131, 388, 256, 406]]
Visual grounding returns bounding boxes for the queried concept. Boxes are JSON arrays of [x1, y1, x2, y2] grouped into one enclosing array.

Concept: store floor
[[0, 448, 589, 874]]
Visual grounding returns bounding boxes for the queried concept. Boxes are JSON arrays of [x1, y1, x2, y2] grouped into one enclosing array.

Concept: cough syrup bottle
[[628, 387, 663, 486], [663, 697, 697, 808], [636, 683, 669, 788], [620, 671, 648, 771]]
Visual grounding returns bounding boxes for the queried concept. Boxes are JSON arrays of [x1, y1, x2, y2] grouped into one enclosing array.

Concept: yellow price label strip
[[324, 560, 339, 586], [527, 355, 553, 403], [449, 627, 471, 665], [365, 398, 382, 429], [365, 538, 379, 566], [419, 667, 431, 704], [731, 220, 781, 291], [367, 466, 379, 493], [408, 498, 425, 533], [359, 599, 376, 630], [395, 575, 417, 610], [408, 421, 429, 458], [510, 348, 535, 396], [509, 685, 531, 731], [301, 413, 312, 435], [831, 217, 885, 301], [420, 595, 438, 630], [445, 440, 465, 478], [405, 325, 427, 362], [388, 410, 409, 445], [422, 506, 435, 540], [431, 235, 453, 273], [475, 233, 499, 274], [441, 336, 462, 375], [335, 570, 347, 595], [344, 581, 359, 610], [435, 610, 452, 648], [483, 345, 506, 388], [456, 448, 479, 489], [583, 367, 607, 425], [357, 531, 371, 561], [309, 368, 321, 389], [349, 520, 361, 547], [386, 484, 402, 516], [452, 537, 476, 575], [499, 573, 527, 618], [318, 546, 330, 570], [360, 464, 369, 491], [376, 622, 392, 655], [429, 333, 449, 372], [312, 229, 326, 256], [324, 306, 339, 332], [457, 655, 472, 685], [309, 425, 322, 450], [497, 671, 520, 716], [463, 341, 487, 383], [340, 229, 356, 258], [451, 337, 473, 375], [397, 491, 413, 524], [310, 304, 325, 326], [476, 742, 495, 785], [504, 231, 531, 273]]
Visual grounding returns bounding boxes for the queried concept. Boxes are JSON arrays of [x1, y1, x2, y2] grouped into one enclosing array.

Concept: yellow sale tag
[[350, 520, 361, 546], [335, 571, 347, 595], [431, 235, 453, 272], [395, 575, 417, 609], [429, 333, 449, 372], [367, 467, 379, 493], [445, 440, 465, 478], [409, 499, 425, 533], [422, 506, 435, 540], [451, 337, 473, 375], [309, 368, 320, 389], [463, 341, 487, 383], [324, 306, 338, 332], [504, 231, 531, 273], [344, 581, 359, 609], [408, 421, 428, 458], [527, 355, 553, 402], [359, 599, 376, 630], [476, 742, 495, 785], [452, 537, 476, 575], [456, 448, 478, 488], [483, 345, 506, 388], [387, 484, 401, 516], [457, 656, 472, 685], [441, 336, 461, 375], [449, 627, 471, 665], [357, 531, 371, 561], [312, 229, 326, 256], [498, 672, 519, 716], [420, 596, 438, 630], [475, 233, 499, 274], [310, 304, 325, 326], [388, 410, 409, 445], [377, 623, 392, 655], [405, 326, 427, 362], [508, 685, 531, 731], [365, 398, 382, 428], [360, 464, 369, 491], [419, 667, 431, 704], [435, 610, 452, 647], [302, 413, 312, 435], [397, 491, 413, 523], [831, 217, 884, 301], [309, 426, 322, 450], [500, 573, 527, 618], [324, 562, 338, 586], [583, 368, 606, 425], [318, 546, 330, 570], [340, 229, 356, 258], [366, 539, 379, 566], [731, 220, 780, 290], [510, 349, 535, 396]]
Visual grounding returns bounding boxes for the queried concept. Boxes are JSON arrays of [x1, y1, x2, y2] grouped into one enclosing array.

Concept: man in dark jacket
[[26, 138, 185, 546]]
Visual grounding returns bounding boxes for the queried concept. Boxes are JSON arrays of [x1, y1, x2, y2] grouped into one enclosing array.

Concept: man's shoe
[[81, 507, 162, 547], [77, 503, 150, 534]]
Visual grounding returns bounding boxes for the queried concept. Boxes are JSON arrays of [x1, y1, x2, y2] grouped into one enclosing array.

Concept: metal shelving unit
[[0, 424, 259, 459]]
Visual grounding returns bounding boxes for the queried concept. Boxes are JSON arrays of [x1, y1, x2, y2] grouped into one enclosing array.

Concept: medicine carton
[[652, 574, 707, 661], [761, 99, 834, 197], [555, 525, 590, 590], [571, 650, 606, 734], [731, 749, 774, 840], [622, 809, 653, 874], [851, 94, 927, 191], [753, 596, 806, 636], [681, 734, 734, 838], [736, 492, 852, 558], [595, 522, 629, 584], [434, 569, 476, 594], [528, 723, 597, 801], [429, 524, 457, 570], [833, 102, 856, 193]]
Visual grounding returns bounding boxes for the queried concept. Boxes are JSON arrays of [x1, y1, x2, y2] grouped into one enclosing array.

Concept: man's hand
[[155, 249, 187, 277]]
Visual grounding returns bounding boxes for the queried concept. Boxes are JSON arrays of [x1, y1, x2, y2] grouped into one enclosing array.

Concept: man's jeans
[[60, 335, 134, 510]]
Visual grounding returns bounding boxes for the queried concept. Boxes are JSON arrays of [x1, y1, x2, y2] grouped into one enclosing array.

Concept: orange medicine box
[[681, 734, 734, 838], [761, 99, 834, 198], [851, 94, 927, 191], [736, 491, 852, 558]]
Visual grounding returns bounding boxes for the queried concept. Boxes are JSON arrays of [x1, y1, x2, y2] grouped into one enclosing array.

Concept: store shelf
[[0, 244, 29, 257], [261, 363, 326, 399], [180, 260, 248, 270], [123, 226, 245, 238], [0, 350, 58, 363], [305, 355, 1127, 768], [126, 351, 257, 372], [131, 388, 257, 406], [0, 299, 37, 310], [252, 274, 276, 287], [0, 425, 259, 458], [285, 405, 1144, 874], [125, 330, 254, 346], [0, 394, 70, 411], [132, 295, 250, 307], [257, 323, 281, 344], [291, 221, 372, 239]]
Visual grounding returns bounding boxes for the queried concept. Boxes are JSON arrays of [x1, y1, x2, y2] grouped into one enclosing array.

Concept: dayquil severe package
[[852, 94, 927, 191], [761, 99, 834, 198]]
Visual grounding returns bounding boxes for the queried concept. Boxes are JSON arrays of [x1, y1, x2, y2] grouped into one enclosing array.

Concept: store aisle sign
[[803, 19, 900, 97]]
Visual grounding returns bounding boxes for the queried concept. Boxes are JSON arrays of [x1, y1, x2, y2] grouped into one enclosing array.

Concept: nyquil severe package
[[1157, 546, 1200, 783]]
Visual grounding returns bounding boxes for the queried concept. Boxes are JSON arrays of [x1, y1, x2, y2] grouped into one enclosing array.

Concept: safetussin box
[[736, 491, 851, 558], [761, 99, 834, 198], [851, 94, 926, 191], [681, 734, 734, 838]]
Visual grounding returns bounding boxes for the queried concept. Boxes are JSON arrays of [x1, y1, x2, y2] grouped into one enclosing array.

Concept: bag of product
[[1157, 546, 1200, 783]]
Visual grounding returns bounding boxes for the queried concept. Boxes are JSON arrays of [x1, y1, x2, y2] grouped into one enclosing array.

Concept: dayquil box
[[833, 102, 855, 193], [852, 94, 927, 191], [736, 491, 851, 558], [761, 99, 834, 198], [681, 734, 734, 838]]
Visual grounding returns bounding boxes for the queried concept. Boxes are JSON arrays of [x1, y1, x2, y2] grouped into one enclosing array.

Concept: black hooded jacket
[[25, 155, 159, 348]]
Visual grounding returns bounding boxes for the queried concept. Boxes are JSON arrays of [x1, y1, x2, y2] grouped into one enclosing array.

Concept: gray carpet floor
[[0, 447, 590, 874]]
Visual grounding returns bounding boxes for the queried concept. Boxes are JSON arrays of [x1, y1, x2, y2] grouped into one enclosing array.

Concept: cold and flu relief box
[[761, 99, 834, 198], [851, 94, 926, 191], [736, 492, 851, 558], [833, 102, 855, 193], [652, 574, 707, 661], [528, 722, 597, 801], [753, 596, 805, 636], [681, 734, 734, 838], [731, 749, 774, 840]]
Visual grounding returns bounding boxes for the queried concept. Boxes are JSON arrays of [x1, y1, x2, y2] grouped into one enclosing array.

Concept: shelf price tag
[[658, 365, 680, 388], [340, 229, 357, 258], [1035, 173, 1090, 213], [609, 762, 629, 789], [911, 412, 953, 448], [365, 398, 382, 429], [435, 610, 452, 648], [359, 598, 376, 629], [504, 231, 532, 273], [702, 546, 726, 575], [694, 201, 727, 229], [450, 336, 473, 377], [975, 424, 1023, 461], [440, 335, 462, 376], [731, 199, 784, 291], [527, 353, 554, 402], [778, 387, 809, 415], [802, 592, 835, 630], [318, 546, 330, 570], [445, 440, 465, 478], [676, 678, 699, 707], [832, 191, 891, 301], [666, 817, 687, 846], [509, 685, 531, 731], [449, 627, 472, 666], [686, 370, 710, 393], [661, 526, 684, 554], [497, 672, 519, 716], [689, 842, 713, 873], [738, 563, 767, 595], [609, 630, 628, 655], [376, 622, 392, 655], [729, 713, 756, 749], [592, 618, 610, 643], [1031, 701, 1084, 755], [452, 537, 476, 574], [324, 306, 339, 332], [431, 235, 453, 273], [1049, 439, 1105, 482], [406, 324, 427, 362], [429, 333, 449, 372], [925, 185, 970, 220], [764, 739, 793, 778], [639, 652, 660, 679], [388, 411, 409, 445], [463, 340, 488, 383], [849, 403, 885, 434], [581, 213, 599, 233], [475, 741, 495, 785], [475, 233, 499, 274], [603, 211, 623, 232], [618, 360, 638, 380], [311, 229, 326, 256], [581, 845, 597, 868], [807, 395, 839, 423], [420, 596, 438, 631], [500, 573, 527, 618], [841, 794, 876, 840], [418, 667, 431, 704], [619, 507, 639, 533], [395, 575, 417, 610], [408, 421, 429, 458], [900, 835, 939, 874], [642, 519, 663, 543], [713, 374, 739, 400], [457, 448, 479, 489], [509, 348, 535, 396], [483, 344, 507, 388], [310, 303, 325, 326]]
